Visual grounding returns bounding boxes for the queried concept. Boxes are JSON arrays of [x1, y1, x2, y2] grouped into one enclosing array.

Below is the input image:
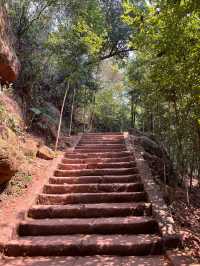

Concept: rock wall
[[0, 5, 20, 83], [129, 128, 177, 186]]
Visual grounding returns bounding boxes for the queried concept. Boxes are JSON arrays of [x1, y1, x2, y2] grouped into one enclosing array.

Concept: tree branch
[[99, 47, 135, 61], [18, 0, 55, 37]]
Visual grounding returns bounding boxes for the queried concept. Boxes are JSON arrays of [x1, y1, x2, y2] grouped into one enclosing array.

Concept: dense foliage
[[123, 0, 200, 184], [4, 0, 200, 185]]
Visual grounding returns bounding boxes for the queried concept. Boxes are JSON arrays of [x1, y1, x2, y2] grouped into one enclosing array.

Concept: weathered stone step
[[64, 151, 133, 159], [54, 168, 138, 177], [81, 136, 124, 142], [43, 183, 144, 194], [83, 132, 123, 136], [75, 148, 127, 153], [79, 140, 124, 144], [49, 174, 141, 184], [62, 156, 133, 164], [82, 135, 124, 138], [4, 234, 163, 256], [0, 255, 171, 266], [81, 138, 125, 142], [18, 217, 158, 236], [82, 134, 123, 138], [76, 145, 126, 149], [77, 144, 126, 148], [58, 161, 136, 170], [28, 202, 152, 219], [37, 192, 147, 205], [81, 134, 123, 137]]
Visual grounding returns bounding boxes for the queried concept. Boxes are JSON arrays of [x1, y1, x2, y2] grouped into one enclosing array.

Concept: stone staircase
[[1, 133, 178, 265]]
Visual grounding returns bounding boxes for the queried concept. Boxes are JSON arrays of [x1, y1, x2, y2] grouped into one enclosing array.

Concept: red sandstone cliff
[[0, 5, 20, 83]]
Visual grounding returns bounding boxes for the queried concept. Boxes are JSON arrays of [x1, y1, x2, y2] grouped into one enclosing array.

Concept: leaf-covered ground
[[170, 187, 200, 262]]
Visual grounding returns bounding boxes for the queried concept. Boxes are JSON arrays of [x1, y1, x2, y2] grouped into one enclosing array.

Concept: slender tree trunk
[[83, 87, 87, 132], [131, 92, 134, 127], [133, 106, 136, 127], [69, 87, 76, 137], [150, 112, 154, 132], [185, 179, 190, 206], [89, 92, 96, 132], [173, 99, 184, 181], [55, 81, 69, 151]]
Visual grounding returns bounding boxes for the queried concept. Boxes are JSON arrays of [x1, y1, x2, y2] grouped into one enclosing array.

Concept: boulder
[[0, 126, 23, 185], [21, 138, 39, 158], [0, 125, 18, 144], [0, 142, 18, 184], [129, 128, 177, 185], [44, 102, 60, 120], [36, 145, 55, 160], [0, 5, 20, 83], [35, 102, 61, 140]]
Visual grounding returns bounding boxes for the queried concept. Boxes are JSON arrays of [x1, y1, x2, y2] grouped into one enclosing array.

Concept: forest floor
[[170, 186, 200, 262]]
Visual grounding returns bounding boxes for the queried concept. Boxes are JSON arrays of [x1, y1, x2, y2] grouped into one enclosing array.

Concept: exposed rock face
[[34, 102, 60, 140], [0, 126, 23, 185], [129, 128, 176, 185], [0, 6, 20, 83]]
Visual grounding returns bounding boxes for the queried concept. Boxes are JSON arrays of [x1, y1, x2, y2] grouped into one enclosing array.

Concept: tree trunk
[[69, 87, 76, 137], [55, 81, 69, 151], [83, 87, 87, 132], [131, 92, 134, 127], [89, 92, 96, 132]]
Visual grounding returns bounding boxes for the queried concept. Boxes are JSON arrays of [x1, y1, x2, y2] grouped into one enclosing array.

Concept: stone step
[[4, 234, 163, 256], [37, 192, 147, 205], [81, 138, 125, 142], [43, 183, 144, 194], [0, 255, 171, 266], [82, 134, 123, 138], [62, 156, 133, 164], [64, 151, 133, 159], [79, 140, 125, 144], [80, 140, 125, 144], [81, 135, 124, 138], [58, 162, 137, 170], [82, 135, 124, 138], [75, 148, 127, 153], [18, 217, 158, 236], [79, 137, 124, 140], [77, 144, 126, 148], [76, 145, 126, 149], [28, 202, 152, 219], [83, 132, 123, 136], [54, 168, 138, 177], [49, 174, 141, 184]]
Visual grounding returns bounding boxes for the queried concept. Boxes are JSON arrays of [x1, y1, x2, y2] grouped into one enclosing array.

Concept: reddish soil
[[0, 155, 61, 249]]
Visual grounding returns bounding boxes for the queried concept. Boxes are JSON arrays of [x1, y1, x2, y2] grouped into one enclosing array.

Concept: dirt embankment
[[0, 91, 63, 246]]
